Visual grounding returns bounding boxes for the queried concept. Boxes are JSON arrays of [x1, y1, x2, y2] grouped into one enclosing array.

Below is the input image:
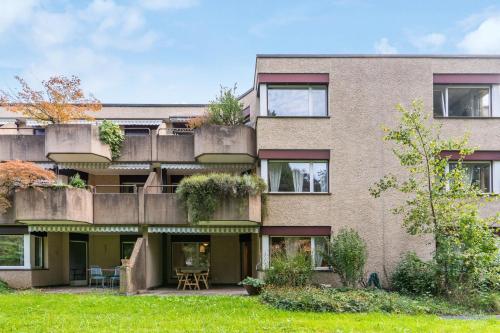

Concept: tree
[[0, 75, 101, 124], [369, 100, 499, 294], [0, 161, 56, 213]]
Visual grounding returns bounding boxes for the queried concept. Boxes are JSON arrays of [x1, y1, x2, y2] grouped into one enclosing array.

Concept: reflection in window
[[433, 85, 491, 117], [268, 161, 328, 193], [449, 162, 491, 192], [34, 236, 44, 268], [0, 235, 24, 267], [270, 236, 329, 269], [121, 241, 135, 259], [171, 242, 210, 277], [268, 85, 327, 116]]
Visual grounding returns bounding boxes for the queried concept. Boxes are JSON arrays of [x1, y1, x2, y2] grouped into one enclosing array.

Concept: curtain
[[463, 166, 474, 187], [292, 168, 304, 192], [269, 163, 282, 192]]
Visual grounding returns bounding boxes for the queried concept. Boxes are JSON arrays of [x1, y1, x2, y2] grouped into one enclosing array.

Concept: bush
[[239, 277, 265, 288], [391, 252, 437, 296], [0, 279, 11, 293], [69, 173, 86, 189], [260, 287, 474, 315], [325, 228, 367, 288], [176, 173, 266, 224], [99, 120, 124, 160], [265, 251, 313, 287]]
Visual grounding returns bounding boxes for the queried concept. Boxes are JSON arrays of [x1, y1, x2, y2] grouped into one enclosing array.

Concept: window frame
[[434, 84, 492, 117], [267, 160, 329, 193], [447, 161, 493, 193], [33, 235, 44, 269], [0, 234, 30, 269], [269, 235, 331, 271], [266, 84, 328, 117]]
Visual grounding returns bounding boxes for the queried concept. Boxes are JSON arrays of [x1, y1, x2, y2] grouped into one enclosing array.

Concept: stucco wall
[[211, 235, 241, 284], [145, 233, 162, 289], [32, 232, 67, 287], [89, 234, 121, 269], [255, 57, 500, 281]]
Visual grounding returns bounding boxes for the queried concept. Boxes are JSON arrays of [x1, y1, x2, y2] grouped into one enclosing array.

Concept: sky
[[0, 0, 499, 103]]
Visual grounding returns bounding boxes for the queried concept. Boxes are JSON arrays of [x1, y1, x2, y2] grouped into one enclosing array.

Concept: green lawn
[[0, 292, 498, 333]]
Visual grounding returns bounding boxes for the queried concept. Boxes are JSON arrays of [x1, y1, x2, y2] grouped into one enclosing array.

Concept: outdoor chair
[[109, 266, 121, 288], [199, 268, 209, 289], [175, 268, 188, 290], [89, 265, 106, 287]]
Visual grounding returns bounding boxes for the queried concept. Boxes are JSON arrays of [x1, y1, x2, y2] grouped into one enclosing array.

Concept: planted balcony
[[175, 173, 265, 225], [45, 124, 112, 162], [194, 125, 256, 163], [14, 187, 93, 224]]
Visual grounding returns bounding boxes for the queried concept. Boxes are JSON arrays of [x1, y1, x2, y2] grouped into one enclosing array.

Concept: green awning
[[148, 226, 259, 234]]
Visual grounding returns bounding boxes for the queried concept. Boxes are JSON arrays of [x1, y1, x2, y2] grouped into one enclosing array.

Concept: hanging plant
[[99, 120, 124, 160], [176, 173, 266, 224]]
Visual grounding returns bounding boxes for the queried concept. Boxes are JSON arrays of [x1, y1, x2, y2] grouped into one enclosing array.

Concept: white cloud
[[374, 38, 398, 54], [139, 0, 199, 10], [0, 0, 39, 33], [30, 11, 78, 47], [411, 33, 446, 51], [458, 15, 500, 54]]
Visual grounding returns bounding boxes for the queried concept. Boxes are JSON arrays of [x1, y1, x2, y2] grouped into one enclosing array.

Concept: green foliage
[[0, 279, 10, 293], [99, 120, 124, 160], [265, 251, 313, 287], [260, 287, 480, 314], [176, 173, 266, 224], [324, 228, 367, 288], [391, 252, 437, 296], [69, 173, 86, 189], [206, 85, 245, 126], [239, 277, 265, 288], [369, 100, 499, 295]]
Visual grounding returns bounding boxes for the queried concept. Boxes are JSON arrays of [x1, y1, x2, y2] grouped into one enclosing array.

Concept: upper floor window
[[267, 85, 327, 117], [268, 160, 328, 193], [434, 85, 491, 117], [448, 161, 491, 193]]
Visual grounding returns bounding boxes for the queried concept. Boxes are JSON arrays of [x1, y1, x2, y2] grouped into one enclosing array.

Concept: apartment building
[[0, 55, 499, 290]]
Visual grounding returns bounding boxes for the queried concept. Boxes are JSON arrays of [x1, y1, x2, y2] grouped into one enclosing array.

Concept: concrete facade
[[1, 55, 499, 290]]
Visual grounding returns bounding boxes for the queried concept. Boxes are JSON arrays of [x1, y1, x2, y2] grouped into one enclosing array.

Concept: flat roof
[[256, 54, 500, 59]]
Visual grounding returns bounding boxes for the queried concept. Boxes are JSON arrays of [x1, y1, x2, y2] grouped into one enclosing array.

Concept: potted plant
[[239, 277, 265, 296]]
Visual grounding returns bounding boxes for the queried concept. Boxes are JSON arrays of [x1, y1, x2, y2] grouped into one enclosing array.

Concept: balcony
[[0, 134, 47, 161], [156, 131, 195, 162], [14, 188, 93, 224], [45, 124, 112, 163], [117, 135, 153, 162], [194, 125, 256, 163], [93, 193, 140, 225], [144, 192, 261, 225]]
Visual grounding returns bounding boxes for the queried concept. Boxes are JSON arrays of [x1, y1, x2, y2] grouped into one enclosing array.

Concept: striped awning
[[161, 163, 254, 171], [0, 118, 17, 125], [59, 163, 151, 170], [29, 225, 139, 233], [36, 162, 57, 169], [26, 119, 163, 126], [148, 226, 259, 234]]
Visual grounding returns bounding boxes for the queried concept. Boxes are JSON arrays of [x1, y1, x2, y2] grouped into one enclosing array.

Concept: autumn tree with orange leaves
[[0, 75, 101, 124], [0, 161, 56, 214]]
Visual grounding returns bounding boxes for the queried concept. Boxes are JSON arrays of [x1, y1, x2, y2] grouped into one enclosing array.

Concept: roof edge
[[256, 54, 500, 59], [102, 103, 207, 107]]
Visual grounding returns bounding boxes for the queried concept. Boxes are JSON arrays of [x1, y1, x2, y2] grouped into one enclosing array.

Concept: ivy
[[99, 120, 124, 160], [176, 173, 266, 224]]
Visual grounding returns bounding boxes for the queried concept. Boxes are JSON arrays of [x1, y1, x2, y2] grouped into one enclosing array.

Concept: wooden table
[[180, 268, 205, 290]]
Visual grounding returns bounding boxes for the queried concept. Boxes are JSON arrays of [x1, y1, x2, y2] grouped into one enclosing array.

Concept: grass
[[0, 292, 498, 332]]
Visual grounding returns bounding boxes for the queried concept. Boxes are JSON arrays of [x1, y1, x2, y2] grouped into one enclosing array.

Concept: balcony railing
[[93, 185, 140, 224]]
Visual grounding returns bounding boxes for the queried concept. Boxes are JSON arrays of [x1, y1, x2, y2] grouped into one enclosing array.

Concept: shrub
[[99, 120, 124, 160], [391, 252, 437, 296], [176, 173, 266, 224], [239, 277, 265, 288], [206, 85, 245, 126], [69, 173, 86, 189], [265, 251, 313, 287], [0, 279, 10, 293], [260, 287, 472, 315], [325, 228, 367, 288]]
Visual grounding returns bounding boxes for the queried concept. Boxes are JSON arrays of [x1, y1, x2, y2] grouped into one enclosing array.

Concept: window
[[124, 128, 150, 136], [0, 235, 24, 267], [268, 161, 328, 193], [267, 85, 327, 116], [33, 236, 44, 268], [171, 242, 210, 276], [270, 236, 329, 269], [121, 241, 135, 259], [449, 162, 491, 193], [434, 85, 491, 117]]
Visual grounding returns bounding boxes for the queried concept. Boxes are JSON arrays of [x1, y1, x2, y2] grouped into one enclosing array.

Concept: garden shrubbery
[[260, 286, 472, 315], [265, 251, 312, 287], [0, 279, 11, 293], [391, 252, 437, 296]]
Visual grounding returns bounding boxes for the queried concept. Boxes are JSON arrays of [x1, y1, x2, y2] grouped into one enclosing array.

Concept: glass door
[[69, 240, 88, 286]]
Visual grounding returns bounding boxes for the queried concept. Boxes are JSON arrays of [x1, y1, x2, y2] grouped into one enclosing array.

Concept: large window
[[434, 85, 491, 117], [270, 236, 329, 269], [267, 85, 327, 116], [268, 161, 328, 193], [172, 242, 210, 270], [0, 235, 24, 267], [448, 162, 491, 193]]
